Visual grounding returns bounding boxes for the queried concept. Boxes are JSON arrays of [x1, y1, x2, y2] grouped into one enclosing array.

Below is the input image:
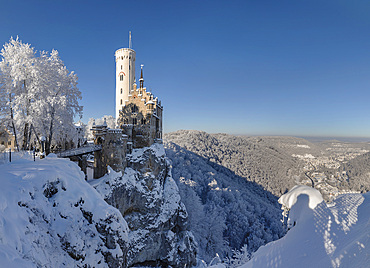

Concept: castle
[[115, 34, 163, 148], [90, 34, 163, 178]]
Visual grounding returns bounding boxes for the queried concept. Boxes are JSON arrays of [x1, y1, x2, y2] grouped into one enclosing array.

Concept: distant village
[[293, 142, 369, 201]]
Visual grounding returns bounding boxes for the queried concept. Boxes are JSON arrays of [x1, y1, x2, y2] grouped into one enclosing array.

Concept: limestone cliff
[[92, 143, 197, 267]]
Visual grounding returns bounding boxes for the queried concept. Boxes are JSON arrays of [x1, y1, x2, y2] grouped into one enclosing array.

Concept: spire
[[129, 31, 132, 49], [139, 64, 144, 88]]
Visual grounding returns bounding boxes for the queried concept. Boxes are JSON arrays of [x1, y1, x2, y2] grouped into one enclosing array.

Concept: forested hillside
[[163, 130, 306, 261], [165, 130, 305, 196], [340, 152, 370, 192]]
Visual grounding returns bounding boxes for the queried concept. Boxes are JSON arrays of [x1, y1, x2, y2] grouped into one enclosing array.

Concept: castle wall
[[117, 84, 163, 148], [92, 126, 127, 179]]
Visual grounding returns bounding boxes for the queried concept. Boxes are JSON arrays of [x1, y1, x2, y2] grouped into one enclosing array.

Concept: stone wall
[[92, 125, 127, 179]]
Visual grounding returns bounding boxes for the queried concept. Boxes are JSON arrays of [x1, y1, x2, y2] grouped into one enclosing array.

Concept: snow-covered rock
[[0, 156, 129, 267], [279, 185, 324, 210], [92, 143, 197, 267], [243, 186, 370, 268]]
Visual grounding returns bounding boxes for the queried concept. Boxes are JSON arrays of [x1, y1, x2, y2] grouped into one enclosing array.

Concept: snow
[[279, 185, 324, 210], [129, 142, 165, 159], [292, 153, 315, 159], [297, 144, 310, 148], [0, 155, 128, 267], [243, 186, 370, 268]]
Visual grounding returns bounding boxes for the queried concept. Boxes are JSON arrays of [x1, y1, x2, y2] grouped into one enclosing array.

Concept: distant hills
[[164, 130, 307, 197]]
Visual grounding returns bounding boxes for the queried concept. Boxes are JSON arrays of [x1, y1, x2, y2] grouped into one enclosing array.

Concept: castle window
[[1, 141, 4, 145], [131, 105, 138, 113], [121, 65, 122, 70], [8, 141, 11, 145], [120, 75, 124, 81], [120, 88, 122, 94], [121, 56, 123, 60], [133, 118, 137, 125], [141, 118, 146, 125], [120, 99, 122, 105]]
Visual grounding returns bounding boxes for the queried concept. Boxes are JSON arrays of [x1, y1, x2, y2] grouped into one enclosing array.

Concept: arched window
[[120, 88, 122, 94], [131, 105, 138, 113], [141, 118, 146, 125], [133, 118, 137, 125], [121, 65, 122, 70], [120, 99, 122, 105], [120, 75, 123, 81]]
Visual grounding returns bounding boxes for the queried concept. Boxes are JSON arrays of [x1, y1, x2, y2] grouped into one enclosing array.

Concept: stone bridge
[[57, 144, 102, 158], [58, 124, 127, 179]]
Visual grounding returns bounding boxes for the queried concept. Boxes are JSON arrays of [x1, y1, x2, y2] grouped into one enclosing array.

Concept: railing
[[0, 150, 34, 164], [57, 144, 102, 158]]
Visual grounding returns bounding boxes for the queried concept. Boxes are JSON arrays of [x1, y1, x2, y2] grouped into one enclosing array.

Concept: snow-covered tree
[[164, 133, 287, 262], [224, 244, 250, 267], [31, 49, 82, 153], [0, 37, 82, 153], [0, 37, 36, 150]]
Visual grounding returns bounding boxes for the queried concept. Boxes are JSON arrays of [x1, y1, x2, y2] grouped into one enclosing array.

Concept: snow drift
[[242, 186, 369, 268], [0, 154, 129, 267]]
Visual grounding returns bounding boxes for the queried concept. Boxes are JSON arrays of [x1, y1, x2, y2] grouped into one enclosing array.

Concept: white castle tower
[[115, 32, 136, 121]]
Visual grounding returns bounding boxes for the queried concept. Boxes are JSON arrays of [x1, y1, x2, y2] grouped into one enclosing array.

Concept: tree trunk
[[46, 108, 55, 155], [22, 122, 29, 150], [22, 80, 30, 150], [9, 95, 19, 151]]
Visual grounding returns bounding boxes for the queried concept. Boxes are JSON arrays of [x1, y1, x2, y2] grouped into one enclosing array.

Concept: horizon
[[1, 1, 370, 137], [164, 129, 370, 142]]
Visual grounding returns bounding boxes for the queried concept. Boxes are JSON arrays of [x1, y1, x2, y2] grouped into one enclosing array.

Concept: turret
[[139, 64, 144, 89], [115, 32, 136, 121]]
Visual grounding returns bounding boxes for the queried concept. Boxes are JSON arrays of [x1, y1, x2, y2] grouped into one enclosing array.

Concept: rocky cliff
[[92, 143, 197, 267]]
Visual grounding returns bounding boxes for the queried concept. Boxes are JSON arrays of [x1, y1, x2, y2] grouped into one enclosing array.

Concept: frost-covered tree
[[224, 244, 250, 268], [31, 49, 82, 153], [0, 37, 82, 153], [165, 136, 286, 262], [0, 37, 36, 150]]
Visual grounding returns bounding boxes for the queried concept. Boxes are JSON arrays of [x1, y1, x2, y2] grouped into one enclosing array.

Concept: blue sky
[[1, 0, 370, 137]]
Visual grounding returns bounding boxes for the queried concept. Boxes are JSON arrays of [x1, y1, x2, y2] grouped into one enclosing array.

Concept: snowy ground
[[1, 152, 369, 267], [241, 186, 369, 268], [0, 153, 128, 267]]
